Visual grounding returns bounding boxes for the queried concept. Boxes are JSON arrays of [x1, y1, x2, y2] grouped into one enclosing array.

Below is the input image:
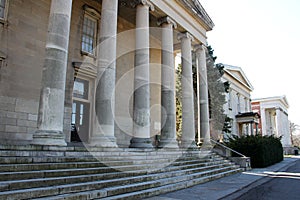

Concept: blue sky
[[201, 0, 300, 126]]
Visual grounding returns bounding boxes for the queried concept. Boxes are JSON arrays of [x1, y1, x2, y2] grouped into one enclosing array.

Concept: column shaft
[[178, 32, 196, 148], [32, 0, 73, 146], [130, 1, 154, 148], [90, 0, 118, 147], [195, 45, 212, 147], [158, 17, 178, 148]]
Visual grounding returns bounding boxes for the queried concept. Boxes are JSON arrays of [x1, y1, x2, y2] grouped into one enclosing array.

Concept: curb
[[220, 157, 299, 200]]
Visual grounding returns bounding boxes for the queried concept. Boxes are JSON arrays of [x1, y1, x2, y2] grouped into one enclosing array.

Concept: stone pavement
[[145, 156, 300, 200]]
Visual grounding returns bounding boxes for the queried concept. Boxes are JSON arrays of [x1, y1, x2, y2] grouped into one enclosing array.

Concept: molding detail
[[157, 16, 177, 29], [178, 0, 214, 30], [177, 32, 194, 42], [72, 62, 97, 78], [131, 0, 155, 11]]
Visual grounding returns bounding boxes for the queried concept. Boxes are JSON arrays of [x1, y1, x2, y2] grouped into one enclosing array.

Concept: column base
[[201, 141, 213, 150], [158, 138, 179, 149], [181, 140, 198, 149], [88, 136, 118, 147], [32, 130, 67, 146], [129, 137, 153, 148]]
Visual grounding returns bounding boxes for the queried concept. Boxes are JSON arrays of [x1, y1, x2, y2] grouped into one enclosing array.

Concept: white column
[[130, 0, 154, 148], [90, 0, 118, 147], [178, 32, 196, 148], [195, 45, 212, 148], [275, 108, 281, 138], [32, 0, 73, 146], [261, 108, 267, 135], [158, 17, 178, 148]]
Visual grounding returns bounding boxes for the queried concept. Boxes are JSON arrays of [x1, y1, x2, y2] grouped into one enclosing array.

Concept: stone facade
[[251, 96, 292, 148], [0, 0, 214, 148], [221, 64, 258, 138]]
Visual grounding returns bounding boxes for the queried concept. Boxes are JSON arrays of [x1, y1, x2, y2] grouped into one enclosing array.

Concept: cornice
[[177, 0, 214, 30]]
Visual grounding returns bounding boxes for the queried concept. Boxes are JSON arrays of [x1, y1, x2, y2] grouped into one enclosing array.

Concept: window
[[244, 98, 248, 112], [0, 0, 8, 22], [228, 90, 232, 110], [73, 78, 89, 100], [81, 6, 100, 56], [237, 93, 241, 113]]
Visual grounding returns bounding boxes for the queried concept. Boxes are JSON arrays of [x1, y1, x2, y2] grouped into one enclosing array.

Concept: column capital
[[157, 16, 177, 29], [177, 32, 194, 42], [131, 0, 155, 11], [194, 44, 207, 52]]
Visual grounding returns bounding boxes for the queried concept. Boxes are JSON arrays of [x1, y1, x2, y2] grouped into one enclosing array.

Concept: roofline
[[222, 64, 254, 91], [178, 0, 215, 31], [252, 95, 289, 108]]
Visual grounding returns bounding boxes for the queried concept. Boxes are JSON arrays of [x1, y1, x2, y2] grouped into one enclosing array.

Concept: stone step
[[0, 155, 225, 172], [0, 145, 242, 199], [98, 168, 243, 200], [0, 161, 230, 191], [0, 157, 230, 182], [0, 161, 233, 192], [30, 167, 242, 200], [0, 165, 240, 200]]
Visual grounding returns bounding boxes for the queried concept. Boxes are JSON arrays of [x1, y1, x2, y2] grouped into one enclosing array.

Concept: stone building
[[222, 64, 259, 139], [0, 0, 214, 148], [0, 2, 250, 198], [251, 96, 292, 149]]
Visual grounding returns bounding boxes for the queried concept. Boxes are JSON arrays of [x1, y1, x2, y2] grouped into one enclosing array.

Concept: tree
[[176, 64, 183, 141], [206, 46, 231, 139], [290, 121, 300, 147]]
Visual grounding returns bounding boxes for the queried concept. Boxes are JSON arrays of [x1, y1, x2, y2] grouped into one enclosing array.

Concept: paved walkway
[[145, 156, 300, 200]]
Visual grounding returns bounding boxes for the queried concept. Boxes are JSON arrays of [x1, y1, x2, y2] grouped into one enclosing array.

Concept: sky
[[200, 0, 300, 126]]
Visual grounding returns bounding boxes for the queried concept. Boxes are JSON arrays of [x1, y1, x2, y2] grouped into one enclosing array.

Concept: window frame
[[80, 5, 100, 57], [237, 93, 241, 113], [228, 90, 232, 110], [0, 0, 9, 24]]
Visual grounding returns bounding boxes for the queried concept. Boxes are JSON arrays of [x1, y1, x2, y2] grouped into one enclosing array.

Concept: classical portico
[[21, 0, 215, 148]]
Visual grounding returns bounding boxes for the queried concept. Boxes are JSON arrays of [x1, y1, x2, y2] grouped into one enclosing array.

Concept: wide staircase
[[0, 144, 244, 199]]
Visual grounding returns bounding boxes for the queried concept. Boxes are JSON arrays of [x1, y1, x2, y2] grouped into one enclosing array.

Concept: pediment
[[228, 70, 250, 87], [223, 64, 254, 91]]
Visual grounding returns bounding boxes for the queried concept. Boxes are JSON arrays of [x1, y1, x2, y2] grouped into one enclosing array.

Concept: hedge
[[225, 135, 283, 168]]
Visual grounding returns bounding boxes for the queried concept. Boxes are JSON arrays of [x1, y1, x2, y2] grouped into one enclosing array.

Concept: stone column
[[261, 108, 267, 135], [89, 0, 118, 147], [275, 108, 280, 137], [195, 45, 212, 148], [32, 0, 73, 146], [129, 0, 154, 148], [178, 32, 196, 148], [157, 17, 178, 148]]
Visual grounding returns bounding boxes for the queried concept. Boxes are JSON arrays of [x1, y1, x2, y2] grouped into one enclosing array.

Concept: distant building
[[251, 96, 292, 149], [222, 64, 259, 139]]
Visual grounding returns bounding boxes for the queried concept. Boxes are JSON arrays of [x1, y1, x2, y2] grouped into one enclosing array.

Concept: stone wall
[[0, 95, 38, 144], [0, 0, 162, 145]]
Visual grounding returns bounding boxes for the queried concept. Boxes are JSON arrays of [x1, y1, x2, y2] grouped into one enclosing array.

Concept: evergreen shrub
[[225, 135, 283, 168]]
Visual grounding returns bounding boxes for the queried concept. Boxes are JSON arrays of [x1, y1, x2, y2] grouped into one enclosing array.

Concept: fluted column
[[195, 45, 212, 148], [89, 0, 118, 147], [130, 0, 154, 148], [32, 0, 73, 146], [178, 32, 196, 148], [158, 17, 178, 148]]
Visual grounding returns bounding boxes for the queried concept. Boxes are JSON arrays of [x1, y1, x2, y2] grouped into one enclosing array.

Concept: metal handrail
[[210, 139, 247, 158]]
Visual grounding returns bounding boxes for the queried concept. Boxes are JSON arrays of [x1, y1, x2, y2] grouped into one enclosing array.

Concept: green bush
[[225, 135, 283, 168]]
